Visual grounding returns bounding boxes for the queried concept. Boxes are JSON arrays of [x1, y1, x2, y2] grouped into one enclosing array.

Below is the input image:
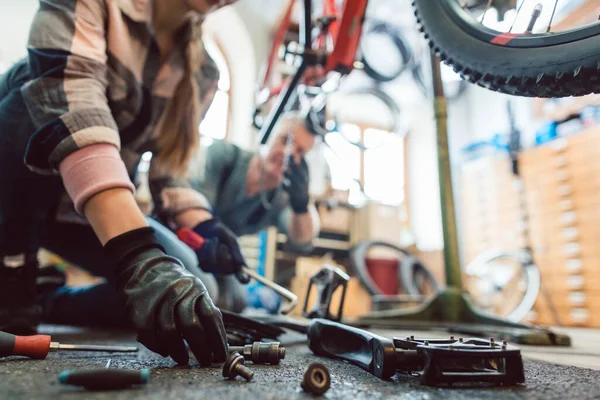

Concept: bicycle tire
[[413, 0, 600, 97], [350, 240, 438, 297], [328, 87, 403, 150], [465, 249, 540, 322], [360, 22, 412, 83], [399, 254, 440, 297]]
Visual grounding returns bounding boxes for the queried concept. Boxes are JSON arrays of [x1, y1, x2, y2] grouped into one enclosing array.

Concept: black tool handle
[[59, 369, 150, 390], [307, 319, 397, 380]]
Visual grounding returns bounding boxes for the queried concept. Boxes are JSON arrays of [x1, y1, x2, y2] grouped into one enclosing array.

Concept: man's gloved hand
[[104, 227, 228, 366], [283, 157, 310, 214], [191, 219, 248, 281]]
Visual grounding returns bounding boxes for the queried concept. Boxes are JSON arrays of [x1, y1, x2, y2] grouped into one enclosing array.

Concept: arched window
[[199, 39, 231, 145]]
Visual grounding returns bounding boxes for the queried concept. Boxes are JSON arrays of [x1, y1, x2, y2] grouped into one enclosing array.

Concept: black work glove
[[283, 157, 310, 214], [189, 219, 249, 282], [104, 227, 228, 366]]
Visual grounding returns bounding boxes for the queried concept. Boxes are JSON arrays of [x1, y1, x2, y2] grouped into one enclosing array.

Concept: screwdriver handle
[[0, 331, 51, 359], [59, 368, 150, 390]]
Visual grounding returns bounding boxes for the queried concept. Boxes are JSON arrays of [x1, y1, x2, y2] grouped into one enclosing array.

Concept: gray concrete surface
[[1, 325, 599, 400]]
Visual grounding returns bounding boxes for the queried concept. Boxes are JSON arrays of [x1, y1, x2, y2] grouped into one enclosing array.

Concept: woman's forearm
[[83, 188, 149, 245]]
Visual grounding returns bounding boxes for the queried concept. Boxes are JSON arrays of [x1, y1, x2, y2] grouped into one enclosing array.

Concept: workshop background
[[3, 0, 600, 398], [1, 0, 599, 328]]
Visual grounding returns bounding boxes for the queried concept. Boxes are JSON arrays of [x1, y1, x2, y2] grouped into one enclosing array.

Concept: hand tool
[[301, 363, 331, 395], [177, 227, 298, 314], [222, 310, 286, 346], [241, 267, 298, 314], [307, 319, 526, 386], [228, 342, 286, 365], [223, 352, 254, 381], [303, 264, 349, 321], [59, 367, 150, 390], [0, 330, 138, 359]]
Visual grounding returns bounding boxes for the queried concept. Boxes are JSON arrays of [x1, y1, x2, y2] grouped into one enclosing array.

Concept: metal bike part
[[414, 0, 600, 98], [303, 264, 349, 321], [228, 342, 286, 365], [223, 352, 254, 382], [241, 267, 298, 315], [308, 319, 526, 386], [221, 310, 285, 346], [465, 249, 540, 323], [301, 363, 331, 395], [393, 336, 525, 386], [308, 319, 399, 380], [259, 0, 316, 145]]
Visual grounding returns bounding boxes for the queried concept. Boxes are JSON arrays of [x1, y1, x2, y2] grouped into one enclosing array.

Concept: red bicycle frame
[[257, 0, 369, 144]]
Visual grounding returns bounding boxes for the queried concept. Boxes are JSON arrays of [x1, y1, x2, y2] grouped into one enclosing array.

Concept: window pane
[[364, 129, 404, 205], [200, 90, 229, 140], [323, 127, 361, 192], [204, 39, 230, 91]]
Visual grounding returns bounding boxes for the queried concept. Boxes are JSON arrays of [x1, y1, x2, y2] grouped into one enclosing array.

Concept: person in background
[[0, 0, 243, 366], [187, 112, 321, 312]]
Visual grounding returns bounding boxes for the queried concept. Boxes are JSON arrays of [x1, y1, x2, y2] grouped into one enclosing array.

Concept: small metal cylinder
[[223, 352, 254, 382], [228, 342, 286, 365]]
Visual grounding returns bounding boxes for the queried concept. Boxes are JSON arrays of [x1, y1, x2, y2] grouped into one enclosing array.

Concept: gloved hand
[[190, 219, 249, 281], [283, 157, 310, 214], [104, 227, 228, 366]]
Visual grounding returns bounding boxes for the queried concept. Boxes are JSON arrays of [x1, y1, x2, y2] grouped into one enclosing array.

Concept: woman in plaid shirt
[[0, 0, 244, 366]]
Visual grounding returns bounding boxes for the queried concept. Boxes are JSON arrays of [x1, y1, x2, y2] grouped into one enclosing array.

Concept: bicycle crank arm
[[307, 319, 399, 380], [242, 267, 298, 315]]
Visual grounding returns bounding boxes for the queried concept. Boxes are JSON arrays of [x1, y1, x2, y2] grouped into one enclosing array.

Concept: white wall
[[0, 0, 38, 72], [204, 7, 257, 150]]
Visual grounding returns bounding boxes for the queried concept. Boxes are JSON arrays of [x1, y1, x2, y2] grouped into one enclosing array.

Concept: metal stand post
[[350, 52, 570, 346]]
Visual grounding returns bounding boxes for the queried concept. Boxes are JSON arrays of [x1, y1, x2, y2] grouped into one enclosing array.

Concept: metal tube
[[429, 51, 463, 289], [258, 61, 307, 144], [242, 267, 298, 314], [50, 343, 138, 353], [301, 0, 312, 49]]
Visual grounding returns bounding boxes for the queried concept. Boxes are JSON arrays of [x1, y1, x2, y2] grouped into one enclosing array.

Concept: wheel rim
[[465, 249, 539, 322], [446, 1, 600, 48]]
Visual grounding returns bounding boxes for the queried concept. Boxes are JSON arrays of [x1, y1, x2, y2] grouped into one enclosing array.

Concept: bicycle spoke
[[480, 0, 494, 23], [509, 0, 527, 33], [546, 0, 560, 32]]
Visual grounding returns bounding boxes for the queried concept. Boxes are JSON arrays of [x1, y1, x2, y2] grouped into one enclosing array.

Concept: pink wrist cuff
[[59, 144, 135, 214]]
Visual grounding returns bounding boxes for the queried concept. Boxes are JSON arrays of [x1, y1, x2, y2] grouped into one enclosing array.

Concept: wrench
[[242, 267, 298, 315], [176, 227, 298, 314]]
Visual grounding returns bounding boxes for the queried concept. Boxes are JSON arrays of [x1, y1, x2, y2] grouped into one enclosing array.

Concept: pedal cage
[[303, 265, 349, 321], [393, 337, 526, 386]]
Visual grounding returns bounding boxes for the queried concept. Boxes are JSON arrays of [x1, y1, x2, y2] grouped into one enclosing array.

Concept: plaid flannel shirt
[[21, 0, 224, 223]]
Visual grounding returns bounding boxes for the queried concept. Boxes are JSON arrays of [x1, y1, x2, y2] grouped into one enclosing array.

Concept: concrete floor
[[1, 325, 600, 400]]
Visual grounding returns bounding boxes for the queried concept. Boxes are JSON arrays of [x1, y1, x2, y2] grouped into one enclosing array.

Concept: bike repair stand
[[352, 51, 570, 347]]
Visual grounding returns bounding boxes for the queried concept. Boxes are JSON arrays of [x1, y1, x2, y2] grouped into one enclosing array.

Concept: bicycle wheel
[[326, 87, 403, 150], [350, 241, 439, 297], [465, 249, 540, 322], [360, 22, 412, 83], [413, 0, 600, 97]]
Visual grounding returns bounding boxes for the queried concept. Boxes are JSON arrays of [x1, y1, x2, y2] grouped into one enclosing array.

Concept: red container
[[365, 258, 399, 295]]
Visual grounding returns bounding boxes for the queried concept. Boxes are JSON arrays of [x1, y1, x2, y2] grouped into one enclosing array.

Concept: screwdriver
[[0, 331, 138, 359], [59, 363, 150, 390]]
